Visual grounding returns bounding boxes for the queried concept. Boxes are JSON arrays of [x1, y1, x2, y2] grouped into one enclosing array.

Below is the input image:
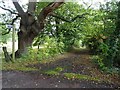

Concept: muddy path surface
[[2, 49, 120, 88], [2, 70, 118, 88]]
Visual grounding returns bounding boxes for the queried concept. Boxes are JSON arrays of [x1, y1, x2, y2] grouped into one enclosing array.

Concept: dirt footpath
[[2, 49, 120, 88], [2, 70, 119, 88]]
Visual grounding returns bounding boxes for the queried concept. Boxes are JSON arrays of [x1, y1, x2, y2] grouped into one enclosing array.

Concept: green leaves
[[0, 26, 11, 44], [64, 73, 99, 81], [34, 1, 120, 69], [24, 36, 65, 61]]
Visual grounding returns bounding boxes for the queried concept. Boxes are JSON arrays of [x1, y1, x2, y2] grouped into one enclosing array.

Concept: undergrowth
[[91, 55, 120, 74]]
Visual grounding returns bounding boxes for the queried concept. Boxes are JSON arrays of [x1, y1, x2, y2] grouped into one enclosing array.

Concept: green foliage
[[30, 1, 120, 70], [34, 2, 86, 51], [1, 0, 119, 74], [54, 3, 85, 49], [0, 26, 11, 44], [35, 2, 50, 15], [99, 43, 109, 56], [91, 55, 107, 71], [44, 70, 59, 76], [44, 67, 64, 76], [55, 67, 64, 72], [82, 1, 120, 69], [22, 36, 65, 61], [37, 36, 65, 58], [98, 1, 120, 67], [63, 73, 99, 81], [0, 11, 16, 44], [2, 59, 39, 71], [91, 55, 120, 74]]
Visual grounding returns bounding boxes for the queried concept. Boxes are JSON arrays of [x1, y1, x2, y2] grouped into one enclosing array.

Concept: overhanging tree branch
[[2, 15, 20, 35], [38, 0, 64, 22], [0, 6, 18, 15], [11, 16, 20, 25], [12, 0, 25, 16], [49, 13, 89, 23], [27, 0, 37, 13]]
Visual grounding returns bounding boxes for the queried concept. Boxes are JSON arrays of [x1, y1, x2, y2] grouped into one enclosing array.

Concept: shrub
[[91, 55, 107, 71], [21, 36, 65, 61]]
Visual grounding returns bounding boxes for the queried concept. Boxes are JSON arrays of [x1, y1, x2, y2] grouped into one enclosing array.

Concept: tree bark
[[2, 47, 12, 62], [11, 1, 64, 58], [16, 31, 35, 57], [15, 13, 40, 57]]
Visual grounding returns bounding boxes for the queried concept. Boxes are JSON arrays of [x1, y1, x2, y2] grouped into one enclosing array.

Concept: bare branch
[[82, 0, 92, 9], [12, 0, 24, 15], [49, 13, 89, 23], [87, 4, 92, 9], [11, 15, 20, 25], [0, 6, 18, 15], [27, 0, 37, 13], [2, 15, 20, 35], [82, 1, 88, 6]]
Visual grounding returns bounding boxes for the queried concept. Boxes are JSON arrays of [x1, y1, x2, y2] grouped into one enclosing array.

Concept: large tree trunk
[[11, 1, 64, 58], [16, 31, 36, 57], [15, 13, 40, 58]]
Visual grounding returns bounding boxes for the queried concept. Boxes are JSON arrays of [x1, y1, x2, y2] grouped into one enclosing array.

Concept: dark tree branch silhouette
[[0, 6, 18, 15], [2, 15, 20, 35], [49, 13, 89, 22]]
